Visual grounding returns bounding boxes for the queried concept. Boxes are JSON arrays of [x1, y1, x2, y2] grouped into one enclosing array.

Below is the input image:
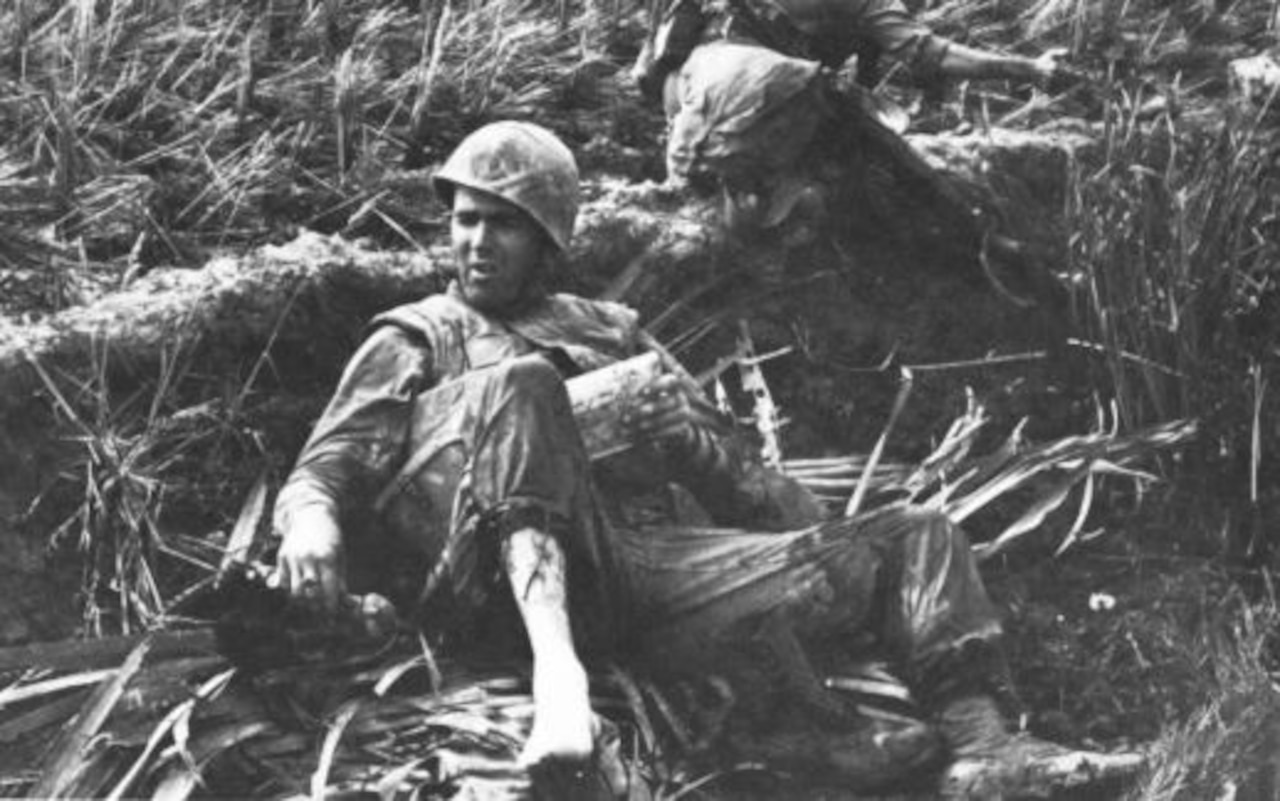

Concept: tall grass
[[1124, 585, 1280, 800], [0, 0, 641, 305], [31, 335, 274, 636], [1062, 94, 1280, 491]]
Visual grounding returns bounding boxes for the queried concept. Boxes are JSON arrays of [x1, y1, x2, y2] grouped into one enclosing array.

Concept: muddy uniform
[[275, 283, 1000, 686], [662, 0, 948, 185]]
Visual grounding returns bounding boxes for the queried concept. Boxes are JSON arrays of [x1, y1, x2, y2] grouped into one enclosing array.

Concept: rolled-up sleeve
[[275, 326, 433, 532], [846, 0, 950, 78]]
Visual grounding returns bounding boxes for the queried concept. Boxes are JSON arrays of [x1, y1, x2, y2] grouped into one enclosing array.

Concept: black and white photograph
[[0, 0, 1276, 797]]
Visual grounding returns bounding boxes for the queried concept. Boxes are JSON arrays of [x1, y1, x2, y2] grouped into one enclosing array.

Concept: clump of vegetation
[[1121, 581, 1280, 800], [1065, 101, 1280, 430], [30, 336, 275, 636], [1059, 91, 1280, 576], [0, 0, 644, 316]]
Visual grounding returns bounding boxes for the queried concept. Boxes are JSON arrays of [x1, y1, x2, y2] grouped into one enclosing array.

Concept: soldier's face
[[451, 187, 547, 313]]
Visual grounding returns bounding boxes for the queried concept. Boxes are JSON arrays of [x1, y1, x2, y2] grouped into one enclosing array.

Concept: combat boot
[[733, 712, 944, 793], [936, 694, 1146, 799]]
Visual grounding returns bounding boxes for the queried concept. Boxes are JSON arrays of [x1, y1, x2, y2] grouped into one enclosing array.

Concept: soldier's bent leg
[[617, 507, 1001, 789], [621, 506, 1001, 672], [376, 354, 622, 651]]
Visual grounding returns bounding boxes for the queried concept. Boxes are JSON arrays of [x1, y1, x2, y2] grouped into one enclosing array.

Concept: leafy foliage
[[30, 337, 272, 636]]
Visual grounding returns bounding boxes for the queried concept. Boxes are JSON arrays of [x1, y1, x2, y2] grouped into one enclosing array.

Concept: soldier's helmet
[[433, 121, 580, 252]]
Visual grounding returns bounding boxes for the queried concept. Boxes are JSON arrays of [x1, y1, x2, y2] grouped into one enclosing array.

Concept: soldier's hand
[[271, 507, 347, 615], [1030, 47, 1070, 81], [1032, 47, 1091, 92], [628, 374, 693, 443]]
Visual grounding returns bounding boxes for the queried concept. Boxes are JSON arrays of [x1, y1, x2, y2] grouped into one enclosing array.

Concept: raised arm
[[836, 0, 1066, 84], [936, 42, 1066, 82]]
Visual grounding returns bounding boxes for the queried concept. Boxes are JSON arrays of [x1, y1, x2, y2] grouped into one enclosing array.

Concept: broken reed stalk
[[845, 367, 913, 518], [30, 639, 150, 799]]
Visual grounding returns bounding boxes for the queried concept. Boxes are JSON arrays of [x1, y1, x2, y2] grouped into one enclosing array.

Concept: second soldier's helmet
[[433, 121, 579, 252]]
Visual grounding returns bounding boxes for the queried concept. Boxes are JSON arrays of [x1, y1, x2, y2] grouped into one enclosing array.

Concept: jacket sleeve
[[274, 326, 433, 534], [632, 333, 826, 530], [662, 418, 827, 531], [844, 0, 950, 79]]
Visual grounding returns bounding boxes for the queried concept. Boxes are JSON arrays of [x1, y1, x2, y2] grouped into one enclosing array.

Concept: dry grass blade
[[789, 390, 1196, 557], [148, 762, 199, 801], [0, 692, 85, 746], [0, 669, 113, 710], [218, 470, 271, 580], [105, 666, 235, 801], [373, 653, 432, 698], [974, 461, 1093, 561], [608, 665, 659, 754], [0, 629, 216, 674], [845, 367, 913, 518], [375, 757, 427, 800], [31, 639, 150, 799], [311, 699, 361, 799]]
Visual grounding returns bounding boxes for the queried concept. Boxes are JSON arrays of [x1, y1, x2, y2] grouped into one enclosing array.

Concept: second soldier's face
[[451, 187, 547, 313]]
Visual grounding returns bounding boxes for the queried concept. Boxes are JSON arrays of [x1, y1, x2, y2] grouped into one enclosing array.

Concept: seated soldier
[[272, 121, 1139, 797], [634, 0, 1073, 303]]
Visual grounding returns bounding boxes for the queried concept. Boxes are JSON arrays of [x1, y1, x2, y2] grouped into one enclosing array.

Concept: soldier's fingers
[[651, 420, 693, 443], [317, 568, 343, 615], [650, 374, 682, 394], [294, 567, 326, 609], [640, 375, 682, 402], [280, 561, 303, 596], [634, 409, 680, 437], [643, 394, 685, 418]]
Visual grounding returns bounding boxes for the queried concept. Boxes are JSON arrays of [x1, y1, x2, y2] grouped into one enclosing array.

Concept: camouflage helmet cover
[[433, 121, 580, 251]]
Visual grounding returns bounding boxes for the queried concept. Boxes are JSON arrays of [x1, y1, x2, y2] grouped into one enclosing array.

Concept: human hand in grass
[[271, 505, 347, 615]]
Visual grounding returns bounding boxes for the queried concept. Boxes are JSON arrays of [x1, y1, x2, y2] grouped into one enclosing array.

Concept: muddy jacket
[[376, 282, 643, 380], [277, 284, 632, 523], [705, 0, 949, 79], [656, 0, 949, 185], [643, 0, 949, 101]]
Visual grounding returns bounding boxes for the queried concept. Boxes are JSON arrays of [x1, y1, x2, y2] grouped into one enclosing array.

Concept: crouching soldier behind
[[271, 121, 1140, 797], [635, 0, 1077, 305]]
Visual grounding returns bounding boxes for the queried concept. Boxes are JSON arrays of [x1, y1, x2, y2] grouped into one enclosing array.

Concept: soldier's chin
[[461, 280, 515, 312]]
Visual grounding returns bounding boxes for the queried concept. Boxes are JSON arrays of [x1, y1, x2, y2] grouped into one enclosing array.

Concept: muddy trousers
[[618, 507, 1003, 688], [377, 353, 1002, 685]]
